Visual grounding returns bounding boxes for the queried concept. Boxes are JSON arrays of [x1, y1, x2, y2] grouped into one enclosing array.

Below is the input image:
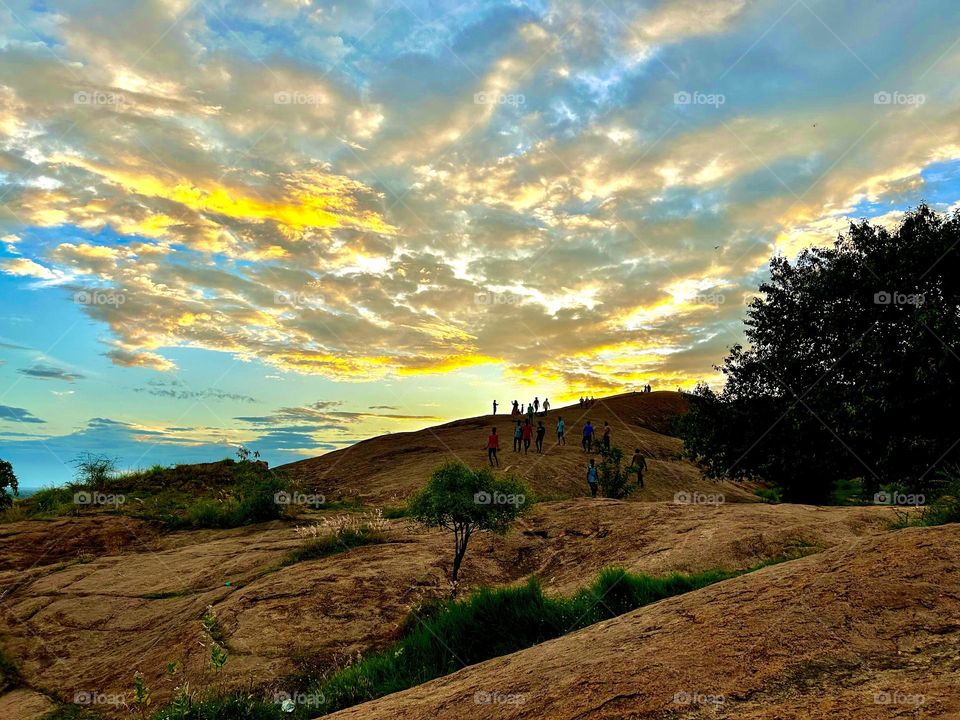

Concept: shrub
[[408, 463, 529, 591], [72, 452, 117, 490], [596, 446, 635, 499], [0, 460, 18, 510]]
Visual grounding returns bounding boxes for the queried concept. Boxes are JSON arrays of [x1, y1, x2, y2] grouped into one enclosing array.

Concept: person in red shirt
[[521, 419, 533, 455], [486, 427, 500, 467]]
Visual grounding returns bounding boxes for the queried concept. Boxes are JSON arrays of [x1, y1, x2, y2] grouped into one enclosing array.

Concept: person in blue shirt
[[556, 416, 565, 445], [586, 458, 598, 497], [582, 420, 594, 452]]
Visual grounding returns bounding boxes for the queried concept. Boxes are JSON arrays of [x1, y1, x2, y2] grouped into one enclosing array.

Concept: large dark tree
[[678, 205, 960, 503]]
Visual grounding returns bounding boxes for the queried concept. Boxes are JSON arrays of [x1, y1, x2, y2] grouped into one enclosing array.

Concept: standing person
[[513, 421, 522, 452], [556, 416, 566, 445], [533, 397, 540, 414], [526, 403, 534, 422], [586, 458, 599, 497], [543, 398, 550, 414], [582, 420, 594, 452], [630, 448, 647, 488], [521, 419, 533, 455], [602, 422, 611, 452], [535, 421, 546, 453], [486, 427, 500, 467], [492, 399, 498, 415], [579, 396, 584, 408]]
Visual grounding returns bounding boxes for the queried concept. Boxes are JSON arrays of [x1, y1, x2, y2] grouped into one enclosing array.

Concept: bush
[[0, 460, 18, 510], [408, 463, 529, 589], [896, 465, 960, 527], [72, 452, 117, 490], [596, 446, 635, 499], [313, 564, 748, 714], [755, 487, 782, 504]]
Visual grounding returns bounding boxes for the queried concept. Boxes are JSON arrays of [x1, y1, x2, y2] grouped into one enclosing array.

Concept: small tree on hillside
[[0, 459, 18, 510], [72, 452, 117, 489], [408, 462, 530, 595], [597, 446, 635, 499]]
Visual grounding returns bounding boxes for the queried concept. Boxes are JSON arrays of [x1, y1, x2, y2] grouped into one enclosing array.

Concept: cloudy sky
[[1, 0, 959, 487]]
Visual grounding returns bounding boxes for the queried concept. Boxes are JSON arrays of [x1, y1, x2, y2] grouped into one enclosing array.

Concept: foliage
[[312, 563, 757, 715], [676, 206, 960, 503], [71, 452, 117, 489], [281, 511, 390, 566], [596, 445, 635, 499], [408, 462, 529, 589], [0, 459, 18, 510], [893, 464, 960, 527]]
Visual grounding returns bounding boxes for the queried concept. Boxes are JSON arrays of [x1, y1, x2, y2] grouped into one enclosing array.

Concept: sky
[[2, 0, 960, 488]]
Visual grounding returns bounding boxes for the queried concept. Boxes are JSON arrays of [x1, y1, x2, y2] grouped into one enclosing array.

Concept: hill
[[325, 524, 960, 720], [280, 391, 758, 504]]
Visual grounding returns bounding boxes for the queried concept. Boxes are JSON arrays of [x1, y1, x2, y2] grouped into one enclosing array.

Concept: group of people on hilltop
[[499, 397, 551, 418], [484, 395, 650, 497]]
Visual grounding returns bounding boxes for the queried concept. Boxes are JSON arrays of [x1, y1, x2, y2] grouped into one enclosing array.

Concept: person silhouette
[[486, 427, 500, 467], [535, 421, 546, 453], [492, 399, 498, 415]]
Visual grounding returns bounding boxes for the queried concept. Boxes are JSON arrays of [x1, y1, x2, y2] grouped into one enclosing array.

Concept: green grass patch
[[311, 561, 780, 714], [279, 529, 387, 567]]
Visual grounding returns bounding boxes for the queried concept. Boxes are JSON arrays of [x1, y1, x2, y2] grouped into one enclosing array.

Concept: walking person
[[526, 403, 535, 422], [486, 427, 500, 467], [582, 420, 594, 452], [602, 422, 611, 452], [630, 448, 647, 488], [533, 397, 540, 414], [535, 421, 546, 453], [586, 458, 599, 498], [543, 398, 550, 414], [513, 421, 522, 452], [556, 416, 566, 445], [521, 419, 533, 455]]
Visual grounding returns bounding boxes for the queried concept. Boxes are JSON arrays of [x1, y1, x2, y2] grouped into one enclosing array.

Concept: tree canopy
[[677, 205, 960, 503]]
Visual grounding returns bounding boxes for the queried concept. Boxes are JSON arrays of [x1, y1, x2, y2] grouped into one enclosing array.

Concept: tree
[[72, 452, 117, 489], [408, 462, 529, 594], [677, 205, 960, 503], [596, 445, 635, 499], [0, 459, 18, 510]]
